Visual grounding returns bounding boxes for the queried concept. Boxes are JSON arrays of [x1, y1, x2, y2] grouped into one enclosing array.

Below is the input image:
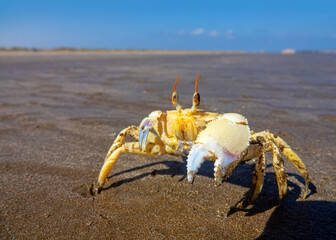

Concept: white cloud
[[191, 28, 205, 35], [209, 30, 219, 37], [178, 28, 224, 38]]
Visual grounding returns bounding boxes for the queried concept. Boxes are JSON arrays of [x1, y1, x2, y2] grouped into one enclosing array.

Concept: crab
[[93, 75, 311, 207]]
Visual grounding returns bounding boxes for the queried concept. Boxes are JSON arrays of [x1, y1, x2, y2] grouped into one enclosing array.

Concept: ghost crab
[[93, 75, 311, 207]]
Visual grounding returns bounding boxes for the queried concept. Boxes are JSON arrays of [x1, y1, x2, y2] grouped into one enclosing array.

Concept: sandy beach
[[0, 52, 335, 239]]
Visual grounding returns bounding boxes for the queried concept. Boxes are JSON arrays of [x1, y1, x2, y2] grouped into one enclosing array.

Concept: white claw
[[214, 158, 225, 185], [139, 117, 156, 151], [139, 128, 144, 150], [186, 115, 250, 184], [187, 144, 210, 183], [141, 128, 150, 150], [214, 153, 237, 185]]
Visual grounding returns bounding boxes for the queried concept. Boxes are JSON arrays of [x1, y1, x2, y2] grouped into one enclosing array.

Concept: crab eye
[[171, 91, 179, 106], [192, 75, 201, 110], [193, 92, 200, 107], [171, 76, 181, 109]]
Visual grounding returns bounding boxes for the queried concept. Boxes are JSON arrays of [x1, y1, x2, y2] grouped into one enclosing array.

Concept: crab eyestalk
[[172, 76, 182, 111], [191, 75, 201, 112]]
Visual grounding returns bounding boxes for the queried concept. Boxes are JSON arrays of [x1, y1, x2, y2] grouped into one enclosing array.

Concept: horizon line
[[1, 46, 335, 54]]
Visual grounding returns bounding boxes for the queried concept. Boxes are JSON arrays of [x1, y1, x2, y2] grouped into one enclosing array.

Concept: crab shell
[[198, 113, 250, 155], [186, 113, 250, 183]]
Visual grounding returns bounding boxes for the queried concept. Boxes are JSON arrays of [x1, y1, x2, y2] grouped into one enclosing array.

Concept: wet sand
[[0, 52, 335, 239]]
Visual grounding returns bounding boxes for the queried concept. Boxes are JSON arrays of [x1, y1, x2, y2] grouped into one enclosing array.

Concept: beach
[[0, 52, 335, 239]]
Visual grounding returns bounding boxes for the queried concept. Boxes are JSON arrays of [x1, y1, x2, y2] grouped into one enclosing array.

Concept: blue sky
[[0, 0, 335, 51]]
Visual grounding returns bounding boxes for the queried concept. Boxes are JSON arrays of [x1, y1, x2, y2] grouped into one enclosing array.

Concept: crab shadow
[[104, 157, 316, 215], [105, 157, 214, 189], [104, 157, 252, 189], [256, 200, 336, 240]]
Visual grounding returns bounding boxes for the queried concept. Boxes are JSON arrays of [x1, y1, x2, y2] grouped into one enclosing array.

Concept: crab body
[[152, 109, 218, 140], [94, 76, 311, 208]]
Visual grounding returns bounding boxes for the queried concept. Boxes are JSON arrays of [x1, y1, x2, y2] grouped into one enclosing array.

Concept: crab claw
[[186, 143, 210, 183], [139, 127, 150, 150], [139, 117, 156, 150], [186, 114, 250, 185]]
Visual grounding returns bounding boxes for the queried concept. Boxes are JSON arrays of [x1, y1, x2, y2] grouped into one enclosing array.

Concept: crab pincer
[[139, 117, 155, 150], [187, 114, 250, 185]]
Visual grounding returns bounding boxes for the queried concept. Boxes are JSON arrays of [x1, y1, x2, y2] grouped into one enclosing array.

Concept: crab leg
[[222, 142, 263, 182], [98, 146, 122, 187], [98, 141, 166, 189], [104, 126, 139, 162], [271, 134, 311, 198], [250, 152, 267, 203], [241, 141, 287, 207], [96, 127, 166, 192], [235, 151, 266, 209], [253, 131, 311, 199], [271, 142, 288, 200]]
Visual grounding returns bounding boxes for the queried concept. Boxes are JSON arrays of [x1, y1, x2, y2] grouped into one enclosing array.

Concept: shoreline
[[1, 48, 335, 55], [0, 49, 250, 56]]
